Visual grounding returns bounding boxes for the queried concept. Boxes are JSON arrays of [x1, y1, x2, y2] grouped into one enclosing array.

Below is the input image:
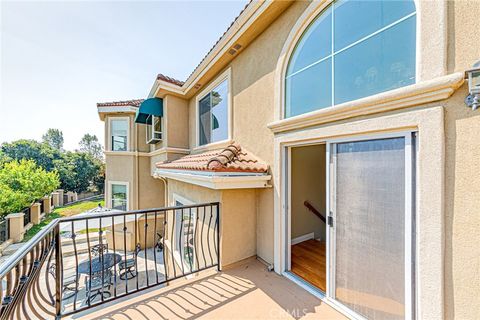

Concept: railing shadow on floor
[[82, 272, 256, 320], [0, 202, 220, 320]]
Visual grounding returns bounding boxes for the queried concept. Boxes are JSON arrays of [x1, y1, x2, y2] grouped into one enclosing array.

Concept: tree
[[42, 128, 64, 151], [0, 160, 60, 215], [1, 139, 60, 171], [79, 134, 103, 160], [0, 151, 11, 167], [54, 152, 103, 193], [1, 137, 104, 195]]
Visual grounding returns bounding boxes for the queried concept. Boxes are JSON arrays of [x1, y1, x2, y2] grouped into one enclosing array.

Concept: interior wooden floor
[[291, 239, 326, 292]]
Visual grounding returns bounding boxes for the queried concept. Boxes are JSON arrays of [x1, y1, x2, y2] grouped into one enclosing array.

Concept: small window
[[146, 115, 162, 144], [111, 184, 127, 210], [198, 79, 229, 146], [110, 119, 128, 151]]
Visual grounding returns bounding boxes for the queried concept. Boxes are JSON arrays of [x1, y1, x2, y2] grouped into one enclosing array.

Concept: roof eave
[[149, 1, 290, 99], [97, 106, 138, 121], [153, 169, 271, 190]]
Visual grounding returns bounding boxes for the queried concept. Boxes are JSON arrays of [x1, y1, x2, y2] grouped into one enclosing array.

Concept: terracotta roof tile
[[156, 143, 268, 173], [157, 74, 185, 87], [97, 99, 144, 107]]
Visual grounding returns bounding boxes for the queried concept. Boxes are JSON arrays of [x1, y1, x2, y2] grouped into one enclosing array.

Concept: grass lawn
[[23, 199, 105, 242], [55, 199, 105, 217]]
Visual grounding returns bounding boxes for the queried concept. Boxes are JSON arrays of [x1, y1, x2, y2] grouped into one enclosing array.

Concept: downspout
[[157, 176, 168, 206], [134, 122, 139, 210]]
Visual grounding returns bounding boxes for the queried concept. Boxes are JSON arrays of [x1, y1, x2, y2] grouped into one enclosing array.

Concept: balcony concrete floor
[[66, 258, 346, 320]]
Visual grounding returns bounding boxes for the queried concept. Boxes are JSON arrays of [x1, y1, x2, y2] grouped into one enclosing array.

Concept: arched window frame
[[285, 0, 417, 118], [273, 0, 448, 124]]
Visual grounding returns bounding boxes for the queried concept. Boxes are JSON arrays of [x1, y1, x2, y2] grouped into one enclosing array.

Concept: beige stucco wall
[[185, 1, 309, 264], [179, 0, 479, 318], [447, 0, 480, 74], [443, 85, 480, 320], [135, 122, 151, 153], [291, 144, 326, 241], [137, 156, 165, 209], [165, 95, 189, 149], [166, 180, 256, 267], [101, 0, 480, 317], [105, 155, 165, 211], [105, 155, 136, 209]]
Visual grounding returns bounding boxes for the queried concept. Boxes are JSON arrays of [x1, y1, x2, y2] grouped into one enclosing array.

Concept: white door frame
[[283, 131, 416, 320]]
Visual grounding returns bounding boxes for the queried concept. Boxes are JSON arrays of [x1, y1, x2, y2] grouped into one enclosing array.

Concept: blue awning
[[135, 98, 163, 124]]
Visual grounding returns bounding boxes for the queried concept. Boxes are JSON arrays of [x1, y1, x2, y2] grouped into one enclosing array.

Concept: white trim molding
[[148, 147, 191, 157], [273, 106, 445, 320], [107, 180, 129, 211], [97, 106, 137, 120], [273, 0, 451, 126], [291, 232, 315, 246], [269, 72, 464, 134], [194, 68, 233, 149], [172, 193, 194, 206], [154, 169, 271, 190], [107, 116, 131, 152], [104, 151, 149, 157]]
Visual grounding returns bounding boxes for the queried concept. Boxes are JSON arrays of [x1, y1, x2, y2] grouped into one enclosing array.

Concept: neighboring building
[[97, 1, 480, 320]]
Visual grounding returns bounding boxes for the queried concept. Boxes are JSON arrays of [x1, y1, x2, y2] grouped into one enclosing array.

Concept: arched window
[[285, 0, 416, 118]]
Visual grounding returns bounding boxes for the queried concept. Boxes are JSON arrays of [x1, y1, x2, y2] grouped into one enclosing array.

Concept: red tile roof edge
[[157, 74, 185, 87], [97, 99, 144, 107], [156, 142, 269, 174]]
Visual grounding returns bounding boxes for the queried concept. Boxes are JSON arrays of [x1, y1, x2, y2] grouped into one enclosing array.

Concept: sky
[[0, 0, 247, 151]]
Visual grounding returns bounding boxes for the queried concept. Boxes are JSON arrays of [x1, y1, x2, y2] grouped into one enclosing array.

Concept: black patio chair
[[90, 243, 108, 256], [155, 232, 164, 252], [48, 263, 79, 300], [85, 270, 113, 303], [119, 244, 141, 280]]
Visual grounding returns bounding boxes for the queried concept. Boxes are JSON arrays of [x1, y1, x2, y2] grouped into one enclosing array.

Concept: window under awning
[[134, 98, 163, 124]]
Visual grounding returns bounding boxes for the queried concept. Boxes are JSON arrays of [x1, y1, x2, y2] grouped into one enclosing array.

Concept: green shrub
[[0, 160, 60, 215]]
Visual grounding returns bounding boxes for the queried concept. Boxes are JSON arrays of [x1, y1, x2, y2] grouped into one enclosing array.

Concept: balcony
[[0, 203, 345, 319]]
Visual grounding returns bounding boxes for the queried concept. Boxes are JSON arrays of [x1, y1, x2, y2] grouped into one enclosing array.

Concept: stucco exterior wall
[[166, 180, 256, 267], [135, 122, 150, 153], [105, 155, 136, 209], [101, 0, 480, 317], [443, 85, 480, 320], [137, 156, 165, 209], [165, 95, 189, 149], [185, 0, 309, 264], [447, 0, 480, 73]]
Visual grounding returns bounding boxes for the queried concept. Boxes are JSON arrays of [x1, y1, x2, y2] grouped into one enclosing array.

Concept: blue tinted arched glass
[[285, 0, 416, 118]]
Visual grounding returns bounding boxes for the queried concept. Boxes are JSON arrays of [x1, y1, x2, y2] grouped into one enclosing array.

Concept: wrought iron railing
[[22, 207, 31, 227], [0, 202, 220, 319], [0, 219, 8, 244]]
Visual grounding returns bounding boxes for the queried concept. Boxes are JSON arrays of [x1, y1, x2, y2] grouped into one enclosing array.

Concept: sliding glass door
[[328, 134, 414, 320]]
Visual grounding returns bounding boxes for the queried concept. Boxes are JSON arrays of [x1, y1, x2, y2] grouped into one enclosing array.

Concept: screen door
[[328, 134, 414, 320]]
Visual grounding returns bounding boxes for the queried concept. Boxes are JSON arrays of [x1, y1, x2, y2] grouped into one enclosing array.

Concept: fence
[[0, 219, 8, 244], [0, 202, 220, 319], [22, 207, 31, 227]]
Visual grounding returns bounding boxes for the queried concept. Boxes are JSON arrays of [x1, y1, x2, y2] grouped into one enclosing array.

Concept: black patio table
[[78, 253, 122, 275]]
